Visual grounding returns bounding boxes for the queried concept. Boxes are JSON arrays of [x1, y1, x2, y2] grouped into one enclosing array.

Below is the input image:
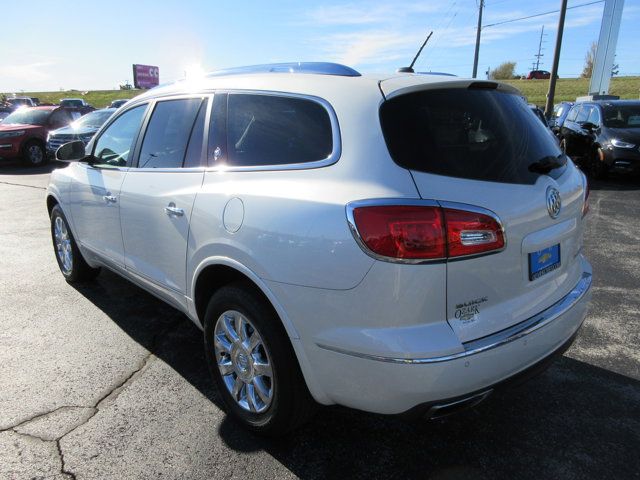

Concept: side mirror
[[56, 140, 87, 162], [581, 121, 597, 132]]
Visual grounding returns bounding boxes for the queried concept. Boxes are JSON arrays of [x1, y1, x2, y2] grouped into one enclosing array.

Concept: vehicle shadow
[[71, 269, 639, 480], [0, 160, 67, 175]]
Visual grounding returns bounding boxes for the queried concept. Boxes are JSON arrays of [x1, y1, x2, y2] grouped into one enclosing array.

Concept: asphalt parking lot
[[1, 162, 638, 480]]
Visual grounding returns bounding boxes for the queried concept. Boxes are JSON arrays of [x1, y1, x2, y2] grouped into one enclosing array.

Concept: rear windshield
[[380, 88, 564, 184]]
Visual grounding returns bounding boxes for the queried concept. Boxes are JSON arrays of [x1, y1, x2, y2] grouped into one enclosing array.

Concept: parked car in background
[[559, 100, 640, 178], [59, 98, 95, 118], [6, 97, 35, 110], [527, 70, 552, 80], [0, 106, 74, 166], [548, 101, 574, 136], [47, 108, 115, 158], [108, 99, 130, 109], [47, 62, 591, 436], [529, 104, 549, 126]]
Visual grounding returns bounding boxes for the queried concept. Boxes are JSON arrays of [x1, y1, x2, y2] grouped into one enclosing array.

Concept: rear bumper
[[293, 257, 592, 414]]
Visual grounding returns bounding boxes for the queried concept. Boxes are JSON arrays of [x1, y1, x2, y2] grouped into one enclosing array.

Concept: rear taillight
[[352, 206, 446, 260], [444, 207, 505, 257], [349, 202, 504, 262]]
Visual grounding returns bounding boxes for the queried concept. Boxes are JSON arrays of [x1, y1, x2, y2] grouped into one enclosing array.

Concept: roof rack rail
[[205, 62, 361, 78]]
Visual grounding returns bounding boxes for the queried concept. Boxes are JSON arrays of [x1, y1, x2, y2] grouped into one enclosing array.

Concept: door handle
[[103, 195, 117, 204], [164, 203, 184, 217]]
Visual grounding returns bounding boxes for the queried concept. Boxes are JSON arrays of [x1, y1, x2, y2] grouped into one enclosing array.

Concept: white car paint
[[47, 66, 592, 415]]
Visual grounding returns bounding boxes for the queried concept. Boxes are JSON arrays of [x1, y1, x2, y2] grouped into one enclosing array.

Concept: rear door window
[[379, 88, 563, 185], [137, 98, 204, 169], [225, 94, 333, 167]]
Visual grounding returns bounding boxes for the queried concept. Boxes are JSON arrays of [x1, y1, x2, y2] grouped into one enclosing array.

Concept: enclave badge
[[546, 186, 561, 219]]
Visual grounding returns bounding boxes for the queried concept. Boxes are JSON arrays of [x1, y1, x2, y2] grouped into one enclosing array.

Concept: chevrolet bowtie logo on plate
[[538, 252, 552, 264], [546, 186, 561, 219]]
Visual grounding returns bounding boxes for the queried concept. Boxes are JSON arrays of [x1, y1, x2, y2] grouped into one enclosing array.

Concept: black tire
[[50, 205, 101, 282], [203, 282, 316, 436], [588, 147, 608, 180], [22, 140, 47, 167]]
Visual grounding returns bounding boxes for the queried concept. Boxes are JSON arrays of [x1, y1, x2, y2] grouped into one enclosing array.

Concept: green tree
[[488, 61, 517, 80]]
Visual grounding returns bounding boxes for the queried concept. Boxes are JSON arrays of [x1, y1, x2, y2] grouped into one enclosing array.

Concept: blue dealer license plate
[[529, 244, 561, 280]]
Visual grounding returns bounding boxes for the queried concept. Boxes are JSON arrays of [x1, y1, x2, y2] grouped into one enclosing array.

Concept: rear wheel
[[22, 140, 47, 167], [203, 282, 316, 436], [50, 205, 100, 282], [588, 147, 608, 180]]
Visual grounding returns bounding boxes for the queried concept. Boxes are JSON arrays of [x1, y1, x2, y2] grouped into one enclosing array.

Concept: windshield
[[2, 109, 50, 126], [8, 98, 31, 106], [71, 110, 113, 129], [380, 88, 563, 185], [603, 104, 640, 128]]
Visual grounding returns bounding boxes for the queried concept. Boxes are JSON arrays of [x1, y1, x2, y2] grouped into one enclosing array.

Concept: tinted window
[[225, 94, 332, 167], [380, 88, 564, 185], [575, 106, 590, 123], [93, 105, 146, 167], [566, 106, 580, 122], [603, 104, 640, 128], [138, 98, 203, 168], [183, 100, 207, 168], [587, 106, 601, 126], [49, 110, 72, 128]]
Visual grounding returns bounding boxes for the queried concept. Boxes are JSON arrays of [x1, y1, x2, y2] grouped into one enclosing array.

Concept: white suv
[[47, 63, 592, 435]]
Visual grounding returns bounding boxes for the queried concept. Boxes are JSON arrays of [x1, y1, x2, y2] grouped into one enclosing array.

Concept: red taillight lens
[[352, 206, 446, 259], [443, 208, 505, 257], [351, 204, 504, 261]]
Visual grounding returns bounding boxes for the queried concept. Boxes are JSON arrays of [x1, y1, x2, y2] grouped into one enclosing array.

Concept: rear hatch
[[379, 81, 587, 342]]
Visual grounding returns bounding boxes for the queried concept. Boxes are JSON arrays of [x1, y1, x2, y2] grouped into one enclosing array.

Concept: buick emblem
[[546, 186, 561, 219]]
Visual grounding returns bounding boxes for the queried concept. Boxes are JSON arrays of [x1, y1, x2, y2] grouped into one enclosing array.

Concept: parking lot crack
[[56, 438, 77, 480]]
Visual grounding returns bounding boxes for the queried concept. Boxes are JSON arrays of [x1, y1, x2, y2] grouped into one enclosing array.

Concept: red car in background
[[527, 70, 554, 79], [0, 106, 75, 166]]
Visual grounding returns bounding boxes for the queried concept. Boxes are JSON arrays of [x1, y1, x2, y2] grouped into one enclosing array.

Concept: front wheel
[[50, 205, 101, 282], [203, 282, 316, 436], [22, 140, 47, 167], [588, 147, 608, 180]]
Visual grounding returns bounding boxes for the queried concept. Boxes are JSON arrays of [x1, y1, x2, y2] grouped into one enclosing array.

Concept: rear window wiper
[[528, 154, 565, 174]]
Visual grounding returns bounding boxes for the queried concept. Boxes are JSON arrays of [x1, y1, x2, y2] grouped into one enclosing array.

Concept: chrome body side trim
[[316, 271, 592, 364]]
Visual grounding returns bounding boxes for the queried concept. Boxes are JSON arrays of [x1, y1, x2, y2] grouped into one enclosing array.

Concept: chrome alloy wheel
[[28, 144, 44, 164], [54, 216, 73, 274], [214, 310, 274, 413]]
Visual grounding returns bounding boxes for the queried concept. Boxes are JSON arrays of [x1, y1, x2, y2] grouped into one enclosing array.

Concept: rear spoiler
[[378, 76, 521, 100]]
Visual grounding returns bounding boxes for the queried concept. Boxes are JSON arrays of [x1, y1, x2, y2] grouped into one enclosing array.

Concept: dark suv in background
[[549, 101, 574, 135], [560, 100, 640, 179]]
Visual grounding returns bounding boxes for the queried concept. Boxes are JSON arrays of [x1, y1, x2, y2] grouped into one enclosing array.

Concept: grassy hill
[[4, 76, 639, 109], [502, 76, 639, 106]]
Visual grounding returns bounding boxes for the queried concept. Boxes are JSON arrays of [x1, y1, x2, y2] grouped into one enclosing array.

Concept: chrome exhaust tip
[[426, 390, 493, 420]]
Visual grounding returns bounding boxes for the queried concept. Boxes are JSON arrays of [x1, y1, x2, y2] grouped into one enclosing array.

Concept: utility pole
[[545, 0, 568, 116], [534, 25, 545, 70], [472, 0, 484, 78]]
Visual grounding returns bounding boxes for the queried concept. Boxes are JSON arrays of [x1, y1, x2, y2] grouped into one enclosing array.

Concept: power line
[[483, 0, 604, 28]]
